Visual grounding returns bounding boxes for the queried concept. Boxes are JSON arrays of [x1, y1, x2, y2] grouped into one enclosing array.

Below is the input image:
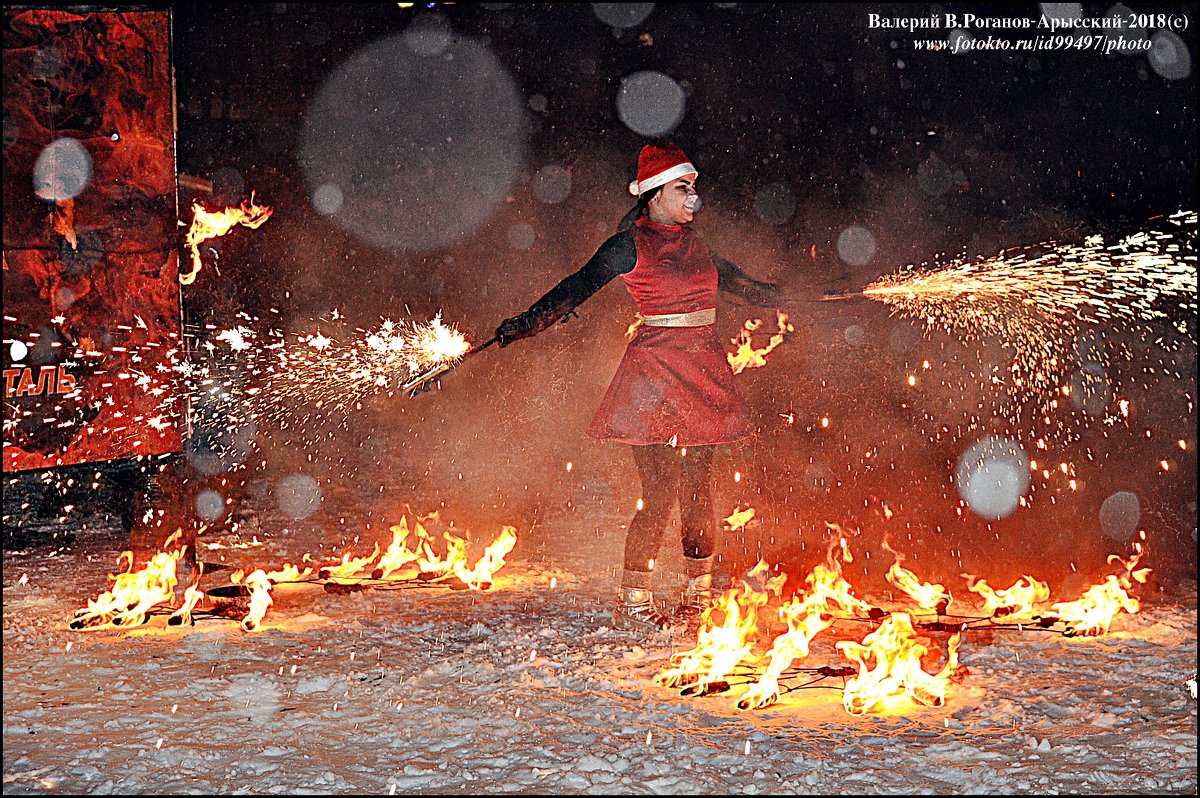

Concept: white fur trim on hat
[[629, 162, 698, 196]]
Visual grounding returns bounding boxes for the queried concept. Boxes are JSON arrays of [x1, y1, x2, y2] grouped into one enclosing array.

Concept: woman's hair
[[617, 186, 661, 233]]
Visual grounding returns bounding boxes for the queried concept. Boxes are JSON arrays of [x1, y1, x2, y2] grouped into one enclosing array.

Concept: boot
[[613, 586, 674, 632], [676, 556, 715, 622], [676, 573, 715, 621]]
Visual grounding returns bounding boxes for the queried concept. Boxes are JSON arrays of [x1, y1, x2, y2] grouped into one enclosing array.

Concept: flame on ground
[[323, 543, 382, 580], [240, 570, 274, 632], [265, 563, 315, 584], [738, 591, 834, 710], [70, 531, 188, 630], [886, 562, 951, 614], [965, 574, 1050, 618], [452, 526, 518, 589], [739, 542, 875, 710], [314, 517, 519, 590], [167, 583, 206, 626], [836, 613, 963, 715], [374, 516, 427, 579], [658, 560, 785, 696], [1047, 537, 1151, 636]]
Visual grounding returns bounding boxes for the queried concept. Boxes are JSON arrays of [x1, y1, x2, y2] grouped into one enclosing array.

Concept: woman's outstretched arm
[[495, 232, 637, 346], [712, 251, 783, 307]]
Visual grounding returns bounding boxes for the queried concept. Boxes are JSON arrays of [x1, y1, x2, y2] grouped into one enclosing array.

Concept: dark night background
[[166, 3, 1196, 598]]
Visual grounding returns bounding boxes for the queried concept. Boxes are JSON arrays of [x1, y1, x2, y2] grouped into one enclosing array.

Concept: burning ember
[[836, 612, 964, 716], [723, 505, 756, 532], [180, 193, 274, 285], [727, 311, 793, 375]]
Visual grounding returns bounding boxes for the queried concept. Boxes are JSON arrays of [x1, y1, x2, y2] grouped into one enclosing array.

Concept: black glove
[[495, 313, 536, 347]]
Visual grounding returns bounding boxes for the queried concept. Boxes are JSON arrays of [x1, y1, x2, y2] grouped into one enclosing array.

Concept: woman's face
[[648, 174, 699, 225]]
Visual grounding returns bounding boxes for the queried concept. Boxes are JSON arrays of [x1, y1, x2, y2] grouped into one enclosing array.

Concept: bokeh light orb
[[52, 286, 76, 312], [211, 167, 244, 204], [1039, 3, 1083, 24], [1148, 30, 1191, 81], [616, 70, 686, 137], [843, 324, 866, 346], [955, 435, 1030, 520], [592, 3, 654, 29], [889, 320, 921, 353], [837, 225, 877, 267], [507, 221, 536, 250], [311, 184, 344, 216], [916, 154, 952, 196], [753, 182, 796, 225], [948, 29, 973, 54], [195, 489, 226, 522], [299, 28, 524, 252], [277, 473, 321, 520], [532, 165, 572, 204], [186, 444, 226, 477], [1099, 491, 1140, 542], [33, 137, 92, 202], [403, 11, 452, 56], [804, 461, 834, 494]]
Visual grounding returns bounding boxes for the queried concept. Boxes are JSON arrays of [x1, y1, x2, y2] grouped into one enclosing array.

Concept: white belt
[[638, 308, 716, 327]]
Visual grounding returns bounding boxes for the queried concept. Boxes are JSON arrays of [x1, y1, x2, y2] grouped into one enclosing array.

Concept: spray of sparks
[[865, 210, 1197, 401], [187, 313, 470, 438]]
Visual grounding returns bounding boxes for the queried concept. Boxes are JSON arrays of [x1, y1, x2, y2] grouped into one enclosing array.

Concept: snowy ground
[[3, 514, 1196, 796]]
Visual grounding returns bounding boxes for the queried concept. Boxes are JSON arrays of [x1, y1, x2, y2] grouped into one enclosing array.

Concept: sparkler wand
[[815, 211, 1196, 401], [402, 335, 498, 397], [819, 291, 868, 302]]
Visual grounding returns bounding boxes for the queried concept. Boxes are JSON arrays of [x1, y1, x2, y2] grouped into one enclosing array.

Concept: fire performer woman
[[495, 142, 785, 631]]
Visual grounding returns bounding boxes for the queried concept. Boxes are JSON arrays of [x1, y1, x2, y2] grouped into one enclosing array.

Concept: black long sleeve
[[519, 232, 637, 334], [712, 252, 783, 307]]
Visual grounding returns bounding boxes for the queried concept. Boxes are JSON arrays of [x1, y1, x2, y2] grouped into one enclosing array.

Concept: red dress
[[587, 218, 752, 446]]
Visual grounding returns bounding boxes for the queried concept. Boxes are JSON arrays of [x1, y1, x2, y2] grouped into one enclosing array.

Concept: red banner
[[3, 9, 183, 472]]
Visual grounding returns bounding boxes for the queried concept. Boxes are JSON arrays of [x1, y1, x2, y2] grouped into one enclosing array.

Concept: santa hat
[[627, 142, 698, 196]]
